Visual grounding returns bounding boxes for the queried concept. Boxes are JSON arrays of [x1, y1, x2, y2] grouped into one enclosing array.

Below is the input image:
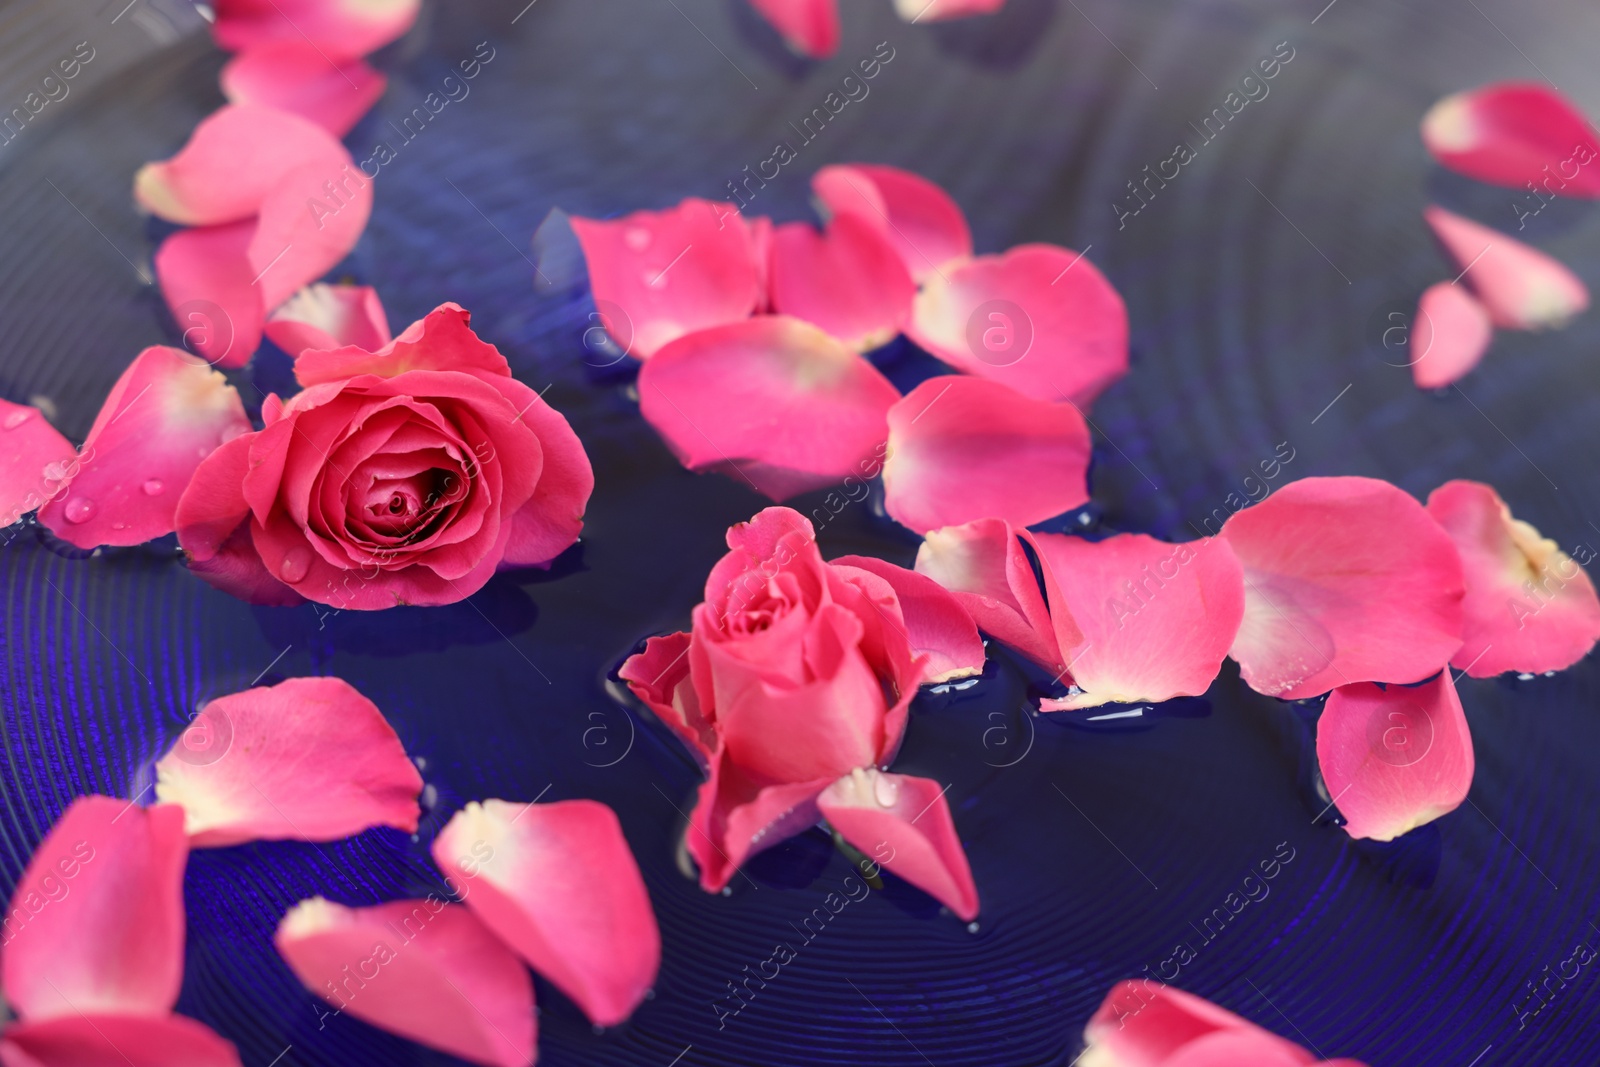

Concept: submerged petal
[[1033, 533, 1244, 710], [769, 215, 916, 351], [883, 375, 1090, 534], [432, 799, 660, 1027], [276, 897, 535, 1067], [36, 347, 251, 548], [819, 768, 979, 920], [1219, 477, 1465, 700], [812, 164, 972, 284], [1421, 82, 1600, 197], [907, 244, 1128, 406], [637, 316, 900, 501], [1410, 282, 1492, 389], [570, 199, 762, 360], [154, 677, 422, 847], [1427, 480, 1600, 677], [1, 798, 187, 1021], [1423, 205, 1589, 330], [1317, 672, 1474, 841]]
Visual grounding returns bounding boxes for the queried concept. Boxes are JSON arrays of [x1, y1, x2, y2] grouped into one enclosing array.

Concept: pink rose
[[176, 303, 593, 609], [621, 507, 985, 917]]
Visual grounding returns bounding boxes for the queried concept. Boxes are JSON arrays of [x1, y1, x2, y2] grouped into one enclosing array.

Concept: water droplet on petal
[[1517, 672, 1536, 681], [623, 227, 651, 251], [280, 547, 310, 583], [142, 479, 165, 496], [3, 410, 31, 430], [872, 773, 900, 808], [111, 521, 128, 531], [63, 497, 96, 524], [42, 461, 69, 483]]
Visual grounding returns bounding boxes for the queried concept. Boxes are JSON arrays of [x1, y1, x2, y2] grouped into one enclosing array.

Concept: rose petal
[[1219, 477, 1466, 700], [174, 433, 303, 606], [1426, 480, 1600, 677], [619, 632, 716, 765], [153, 221, 265, 369], [1083, 982, 1319, 1067], [220, 44, 386, 136], [153, 677, 422, 847], [1411, 282, 1492, 389], [1316, 672, 1475, 841], [1033, 533, 1244, 710], [211, 0, 421, 59], [265, 283, 392, 358], [907, 244, 1129, 405], [1, 798, 187, 1021], [1423, 205, 1589, 330], [570, 199, 762, 360], [1421, 82, 1600, 197], [747, 0, 840, 58], [484, 376, 593, 569], [812, 164, 972, 284], [829, 556, 985, 683], [431, 799, 660, 1027], [687, 759, 833, 893], [275, 897, 534, 1067], [915, 519, 1069, 672], [250, 155, 373, 313], [638, 316, 900, 501], [891, 0, 1007, 20], [883, 375, 1090, 534], [0, 1015, 243, 1067], [36, 347, 251, 549], [0, 401, 74, 528], [818, 768, 979, 921], [134, 104, 348, 226], [768, 215, 915, 351], [294, 302, 510, 385]]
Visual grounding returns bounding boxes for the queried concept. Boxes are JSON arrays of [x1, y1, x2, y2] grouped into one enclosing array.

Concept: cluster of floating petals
[[572, 164, 1125, 514], [1081, 981, 1369, 1067], [621, 507, 982, 915], [1423, 206, 1589, 331], [0, 797, 243, 1066], [746, 0, 1005, 57]]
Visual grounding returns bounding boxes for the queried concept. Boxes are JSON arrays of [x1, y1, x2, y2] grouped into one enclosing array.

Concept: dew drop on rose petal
[[873, 773, 900, 808], [3, 409, 31, 430], [63, 497, 95, 524], [41, 461, 69, 483], [142, 479, 165, 496], [280, 547, 310, 583], [623, 227, 651, 251]]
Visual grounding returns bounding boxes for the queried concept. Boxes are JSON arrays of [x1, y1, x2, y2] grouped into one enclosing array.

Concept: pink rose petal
[[1427, 480, 1600, 677], [1421, 82, 1600, 197], [220, 43, 387, 137], [812, 164, 973, 284], [1423, 205, 1589, 330], [174, 434, 305, 607], [1, 798, 187, 1022], [907, 244, 1129, 405], [211, 0, 421, 59], [883, 375, 1090, 534], [570, 199, 763, 360], [1083, 982, 1319, 1067], [637, 315, 900, 501], [892, 0, 1008, 20], [250, 156, 374, 313], [134, 104, 347, 227], [0, 1015, 243, 1067], [1219, 477, 1466, 700], [431, 799, 660, 1027], [830, 555, 986, 683], [275, 897, 534, 1067], [915, 519, 1071, 672], [488, 375, 594, 569], [1316, 672, 1475, 841], [0, 401, 74, 528], [294, 302, 511, 385], [1410, 282, 1492, 389], [768, 215, 915, 351], [687, 762, 833, 893], [36, 346, 251, 549], [265, 283, 393, 358], [153, 677, 422, 847], [747, 0, 840, 57], [618, 631, 716, 766], [153, 221, 265, 369], [1033, 533, 1244, 710], [818, 768, 979, 921]]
